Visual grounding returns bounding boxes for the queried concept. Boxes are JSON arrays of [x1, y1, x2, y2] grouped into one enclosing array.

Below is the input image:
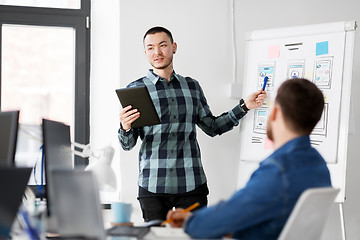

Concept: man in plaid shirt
[[118, 26, 267, 222]]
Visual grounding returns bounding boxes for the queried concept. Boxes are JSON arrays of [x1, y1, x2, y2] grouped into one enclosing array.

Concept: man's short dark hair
[[275, 78, 324, 135], [143, 26, 174, 43]]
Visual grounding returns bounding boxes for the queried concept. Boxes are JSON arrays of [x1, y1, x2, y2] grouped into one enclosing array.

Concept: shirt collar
[[263, 136, 312, 166], [147, 69, 180, 85], [277, 135, 311, 154]]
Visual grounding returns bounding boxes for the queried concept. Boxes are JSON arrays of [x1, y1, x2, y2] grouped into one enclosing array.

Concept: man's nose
[[154, 47, 161, 55]]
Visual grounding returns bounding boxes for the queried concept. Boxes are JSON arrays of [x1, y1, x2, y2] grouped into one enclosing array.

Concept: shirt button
[[170, 168, 174, 172], [173, 116, 176, 119]]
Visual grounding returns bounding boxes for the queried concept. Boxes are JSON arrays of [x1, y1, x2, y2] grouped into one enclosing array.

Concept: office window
[[2, 25, 75, 125], [2, 25, 75, 183], [0, 0, 90, 183], [0, 0, 80, 9]]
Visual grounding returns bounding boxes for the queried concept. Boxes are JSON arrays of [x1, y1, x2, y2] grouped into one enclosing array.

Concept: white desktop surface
[[145, 226, 191, 239], [105, 227, 190, 240], [102, 210, 234, 240]]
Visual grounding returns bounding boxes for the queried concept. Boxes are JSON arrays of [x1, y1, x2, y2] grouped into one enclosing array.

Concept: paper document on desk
[[147, 226, 191, 239]]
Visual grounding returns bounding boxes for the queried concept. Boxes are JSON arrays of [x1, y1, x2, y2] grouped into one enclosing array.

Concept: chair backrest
[[278, 187, 339, 240]]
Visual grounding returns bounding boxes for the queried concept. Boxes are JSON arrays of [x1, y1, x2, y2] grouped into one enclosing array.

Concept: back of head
[[143, 26, 174, 43], [275, 78, 324, 135]]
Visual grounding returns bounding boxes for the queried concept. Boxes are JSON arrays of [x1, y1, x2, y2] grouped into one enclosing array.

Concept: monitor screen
[[42, 118, 73, 217], [0, 111, 19, 167], [0, 167, 32, 238]]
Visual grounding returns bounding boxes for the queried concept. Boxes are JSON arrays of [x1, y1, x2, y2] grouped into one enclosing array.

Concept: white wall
[[91, 0, 360, 237], [90, 0, 121, 201], [117, 0, 240, 221]]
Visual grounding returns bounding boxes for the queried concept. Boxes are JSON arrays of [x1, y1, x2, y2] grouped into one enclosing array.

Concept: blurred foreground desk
[[103, 209, 192, 240], [106, 226, 191, 240], [106, 226, 232, 240], [145, 226, 191, 239]]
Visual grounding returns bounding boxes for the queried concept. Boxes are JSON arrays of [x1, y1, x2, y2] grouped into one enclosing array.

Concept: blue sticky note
[[316, 41, 328, 56]]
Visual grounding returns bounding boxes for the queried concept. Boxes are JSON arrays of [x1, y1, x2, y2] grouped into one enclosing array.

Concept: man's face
[[144, 32, 176, 70]]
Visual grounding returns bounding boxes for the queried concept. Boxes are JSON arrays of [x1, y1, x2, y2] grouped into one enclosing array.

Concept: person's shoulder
[[178, 75, 202, 90], [182, 75, 198, 83], [264, 146, 325, 173], [127, 77, 146, 88], [260, 156, 284, 172], [258, 149, 292, 175]]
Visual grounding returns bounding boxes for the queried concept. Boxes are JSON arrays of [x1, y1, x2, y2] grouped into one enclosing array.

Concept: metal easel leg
[[339, 202, 346, 240]]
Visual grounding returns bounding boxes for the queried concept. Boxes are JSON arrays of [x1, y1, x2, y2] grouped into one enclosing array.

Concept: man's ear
[[269, 105, 278, 121], [173, 42, 177, 54]]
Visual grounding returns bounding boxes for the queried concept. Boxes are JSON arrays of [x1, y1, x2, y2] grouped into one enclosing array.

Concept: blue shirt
[[184, 136, 332, 239], [118, 70, 247, 194]]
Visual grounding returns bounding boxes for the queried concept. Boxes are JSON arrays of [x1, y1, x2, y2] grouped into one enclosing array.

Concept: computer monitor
[[0, 110, 19, 167], [0, 167, 32, 238], [42, 119, 73, 218]]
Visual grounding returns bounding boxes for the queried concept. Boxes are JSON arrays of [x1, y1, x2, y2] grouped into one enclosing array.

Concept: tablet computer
[[115, 86, 160, 128]]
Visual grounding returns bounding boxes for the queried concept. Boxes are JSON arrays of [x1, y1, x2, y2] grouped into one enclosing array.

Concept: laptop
[[0, 167, 32, 238], [51, 170, 149, 239]]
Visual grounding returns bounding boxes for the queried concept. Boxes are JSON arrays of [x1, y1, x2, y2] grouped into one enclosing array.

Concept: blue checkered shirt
[[118, 70, 247, 194]]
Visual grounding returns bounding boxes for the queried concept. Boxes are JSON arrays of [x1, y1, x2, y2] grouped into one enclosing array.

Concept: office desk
[[106, 227, 234, 240], [10, 206, 227, 240], [144, 226, 190, 239], [105, 226, 191, 240], [103, 210, 231, 240]]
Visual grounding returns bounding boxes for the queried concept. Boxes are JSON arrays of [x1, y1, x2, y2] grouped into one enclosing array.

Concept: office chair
[[278, 187, 339, 240]]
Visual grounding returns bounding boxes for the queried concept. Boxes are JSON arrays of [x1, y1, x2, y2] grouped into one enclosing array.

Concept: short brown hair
[[275, 78, 324, 135], [143, 26, 174, 43]]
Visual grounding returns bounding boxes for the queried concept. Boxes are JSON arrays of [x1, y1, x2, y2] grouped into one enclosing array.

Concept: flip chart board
[[239, 21, 357, 202]]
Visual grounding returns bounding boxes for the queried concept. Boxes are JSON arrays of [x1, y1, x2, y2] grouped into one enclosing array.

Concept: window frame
[[0, 0, 91, 167]]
